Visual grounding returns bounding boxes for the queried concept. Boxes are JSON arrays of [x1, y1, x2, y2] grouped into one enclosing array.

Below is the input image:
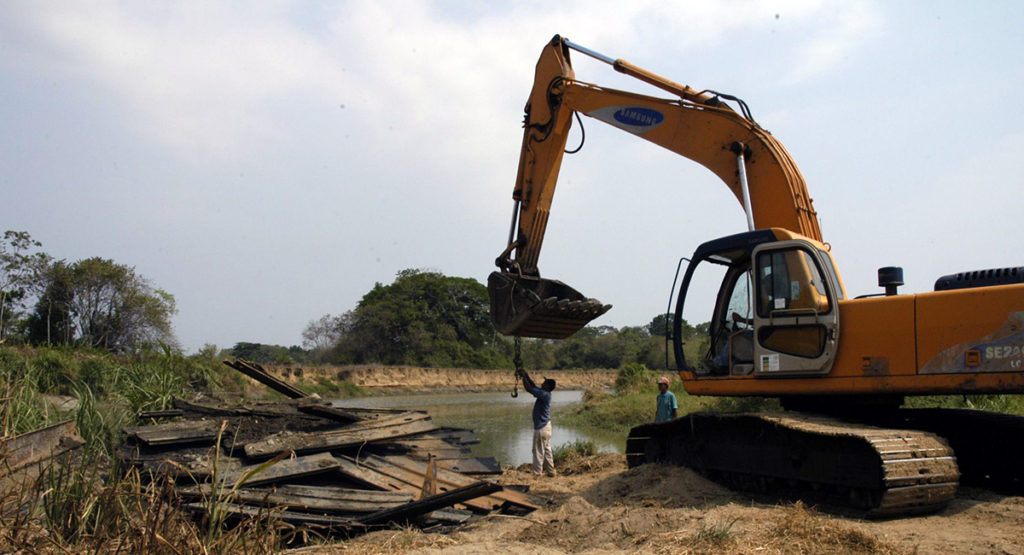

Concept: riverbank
[[261, 364, 617, 393]]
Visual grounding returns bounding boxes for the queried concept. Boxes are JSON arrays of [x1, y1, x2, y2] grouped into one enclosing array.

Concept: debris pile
[[117, 359, 542, 536]]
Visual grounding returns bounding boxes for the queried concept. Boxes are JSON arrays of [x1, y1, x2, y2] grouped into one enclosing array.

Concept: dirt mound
[[557, 451, 622, 476], [583, 462, 736, 509], [290, 454, 1024, 554]]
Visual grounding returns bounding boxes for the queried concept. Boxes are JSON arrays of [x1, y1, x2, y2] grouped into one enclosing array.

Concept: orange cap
[[658, 377, 670, 385]]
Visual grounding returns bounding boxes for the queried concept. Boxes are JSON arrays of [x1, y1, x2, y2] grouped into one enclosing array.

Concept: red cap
[[658, 377, 670, 385]]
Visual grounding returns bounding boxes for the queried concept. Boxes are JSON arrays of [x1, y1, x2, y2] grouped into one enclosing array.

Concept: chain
[[511, 336, 523, 398]]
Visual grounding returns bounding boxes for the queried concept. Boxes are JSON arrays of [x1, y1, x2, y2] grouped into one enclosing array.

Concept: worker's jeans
[[532, 421, 555, 475]]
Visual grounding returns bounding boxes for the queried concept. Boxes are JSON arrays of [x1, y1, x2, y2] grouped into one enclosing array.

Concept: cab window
[[756, 249, 831, 317]]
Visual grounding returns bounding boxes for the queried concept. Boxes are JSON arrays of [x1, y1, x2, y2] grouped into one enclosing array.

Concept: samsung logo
[[613, 107, 664, 127]]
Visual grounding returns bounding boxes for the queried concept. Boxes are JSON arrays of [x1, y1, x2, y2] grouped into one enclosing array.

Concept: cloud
[[4, 1, 864, 160]]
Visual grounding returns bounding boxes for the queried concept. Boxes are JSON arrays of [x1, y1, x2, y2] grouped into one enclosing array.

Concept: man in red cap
[[655, 376, 678, 422]]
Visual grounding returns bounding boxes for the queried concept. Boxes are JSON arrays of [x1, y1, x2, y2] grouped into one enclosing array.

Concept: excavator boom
[[491, 35, 820, 338]]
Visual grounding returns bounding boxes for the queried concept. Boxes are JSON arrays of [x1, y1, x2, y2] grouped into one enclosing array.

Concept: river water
[[334, 390, 626, 467]]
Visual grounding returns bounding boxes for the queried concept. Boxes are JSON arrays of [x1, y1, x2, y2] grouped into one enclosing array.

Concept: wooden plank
[[402, 448, 468, 459], [341, 410, 431, 431], [0, 420, 83, 475], [334, 456, 420, 493], [359, 481, 502, 525], [351, 454, 502, 513], [223, 359, 310, 399], [274, 484, 413, 504], [432, 428, 481, 445], [179, 484, 414, 514], [296, 401, 362, 423], [184, 501, 358, 530], [171, 398, 307, 418], [389, 436, 470, 452], [244, 418, 439, 458], [383, 455, 541, 512], [137, 409, 184, 419], [123, 419, 224, 446], [434, 457, 502, 475], [219, 452, 340, 487], [424, 507, 474, 524]]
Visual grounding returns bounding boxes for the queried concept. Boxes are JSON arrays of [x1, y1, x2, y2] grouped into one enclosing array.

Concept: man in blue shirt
[[521, 369, 557, 476], [655, 376, 678, 422]]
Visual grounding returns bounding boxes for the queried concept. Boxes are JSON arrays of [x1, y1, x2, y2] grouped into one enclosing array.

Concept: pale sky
[[2, 1, 1022, 353]]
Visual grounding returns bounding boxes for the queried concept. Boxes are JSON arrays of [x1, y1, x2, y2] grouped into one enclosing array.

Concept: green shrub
[[78, 357, 113, 393], [615, 363, 659, 393], [33, 350, 75, 394], [553, 439, 598, 463]]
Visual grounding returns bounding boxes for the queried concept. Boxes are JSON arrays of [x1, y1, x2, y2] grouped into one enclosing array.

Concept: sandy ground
[[288, 453, 1024, 554]]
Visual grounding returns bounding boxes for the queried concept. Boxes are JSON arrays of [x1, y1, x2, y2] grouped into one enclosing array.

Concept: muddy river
[[334, 390, 625, 466]]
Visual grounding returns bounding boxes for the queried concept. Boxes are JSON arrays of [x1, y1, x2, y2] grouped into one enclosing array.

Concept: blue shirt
[[528, 386, 552, 429], [656, 391, 678, 422]]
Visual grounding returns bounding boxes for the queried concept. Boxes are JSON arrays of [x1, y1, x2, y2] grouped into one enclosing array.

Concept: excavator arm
[[490, 35, 822, 338]]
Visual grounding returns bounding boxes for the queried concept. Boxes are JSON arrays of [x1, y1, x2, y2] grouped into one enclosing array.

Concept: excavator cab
[[488, 271, 611, 339], [672, 229, 841, 377]]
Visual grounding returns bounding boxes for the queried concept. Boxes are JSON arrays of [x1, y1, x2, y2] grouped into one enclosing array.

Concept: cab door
[[751, 240, 840, 375]]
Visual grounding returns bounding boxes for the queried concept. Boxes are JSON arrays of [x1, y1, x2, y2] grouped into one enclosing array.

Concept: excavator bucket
[[487, 271, 612, 339]]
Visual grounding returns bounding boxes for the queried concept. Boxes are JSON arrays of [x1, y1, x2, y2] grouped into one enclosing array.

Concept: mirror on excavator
[[487, 271, 611, 339]]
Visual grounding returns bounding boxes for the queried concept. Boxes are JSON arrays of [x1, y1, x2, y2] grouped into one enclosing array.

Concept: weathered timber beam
[[223, 359, 310, 399], [218, 452, 340, 487], [359, 481, 502, 525], [178, 484, 415, 513], [0, 420, 83, 475], [244, 417, 439, 458]]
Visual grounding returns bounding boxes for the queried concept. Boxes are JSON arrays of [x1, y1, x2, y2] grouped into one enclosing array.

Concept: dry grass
[[0, 453, 294, 554], [759, 502, 906, 554]]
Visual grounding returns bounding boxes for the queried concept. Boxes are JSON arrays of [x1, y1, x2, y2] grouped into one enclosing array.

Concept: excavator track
[[627, 412, 959, 517]]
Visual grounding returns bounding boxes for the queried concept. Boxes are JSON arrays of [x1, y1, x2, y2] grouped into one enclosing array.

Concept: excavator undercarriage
[[627, 407, 1024, 517], [627, 412, 960, 517]]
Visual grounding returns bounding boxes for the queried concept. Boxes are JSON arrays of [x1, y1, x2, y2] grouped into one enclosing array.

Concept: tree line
[[0, 231, 176, 352], [287, 268, 709, 370], [3, 229, 707, 367]]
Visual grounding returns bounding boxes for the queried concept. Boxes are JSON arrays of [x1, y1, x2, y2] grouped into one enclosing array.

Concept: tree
[[0, 231, 49, 341], [25, 260, 74, 345], [647, 313, 697, 340], [302, 313, 348, 351], [26, 257, 178, 351], [229, 342, 307, 364], [326, 269, 507, 368], [646, 313, 671, 337]]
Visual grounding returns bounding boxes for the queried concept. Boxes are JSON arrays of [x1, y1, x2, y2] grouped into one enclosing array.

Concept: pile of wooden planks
[[117, 359, 542, 536]]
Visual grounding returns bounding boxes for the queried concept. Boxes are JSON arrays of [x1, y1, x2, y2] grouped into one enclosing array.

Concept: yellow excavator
[[489, 35, 1024, 517]]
